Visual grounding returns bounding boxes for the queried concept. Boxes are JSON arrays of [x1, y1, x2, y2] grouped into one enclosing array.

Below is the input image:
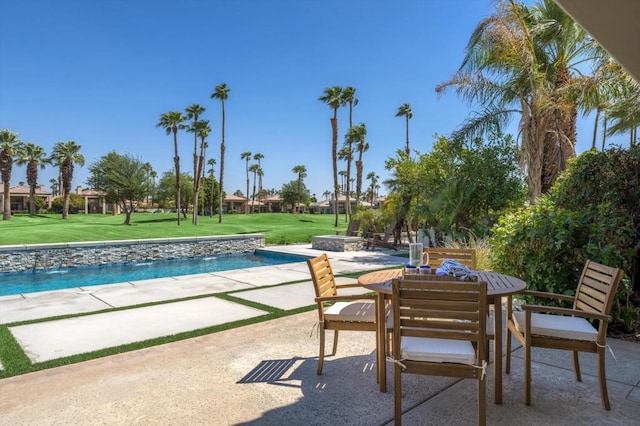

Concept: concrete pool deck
[[1, 244, 639, 424]]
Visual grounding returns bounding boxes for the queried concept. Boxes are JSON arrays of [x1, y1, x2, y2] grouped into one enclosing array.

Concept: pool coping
[[0, 235, 265, 251]]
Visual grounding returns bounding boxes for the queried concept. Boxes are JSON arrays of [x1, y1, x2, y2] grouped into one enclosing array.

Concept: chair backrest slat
[[574, 260, 624, 315], [393, 279, 487, 347], [423, 248, 477, 270], [307, 253, 338, 299]]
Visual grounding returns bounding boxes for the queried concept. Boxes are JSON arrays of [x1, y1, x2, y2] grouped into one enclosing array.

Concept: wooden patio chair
[[336, 219, 361, 237], [422, 247, 477, 269], [505, 260, 624, 409], [365, 221, 398, 251], [306, 253, 377, 375], [391, 277, 488, 426], [420, 248, 494, 355]]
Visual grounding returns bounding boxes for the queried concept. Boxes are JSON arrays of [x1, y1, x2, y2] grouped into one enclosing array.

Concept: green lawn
[[0, 211, 373, 378], [0, 212, 347, 246]]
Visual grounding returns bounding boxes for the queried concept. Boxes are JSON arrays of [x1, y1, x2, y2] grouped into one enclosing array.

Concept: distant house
[[74, 186, 121, 214], [223, 194, 246, 213], [309, 196, 374, 214], [263, 195, 282, 213], [0, 185, 52, 213]]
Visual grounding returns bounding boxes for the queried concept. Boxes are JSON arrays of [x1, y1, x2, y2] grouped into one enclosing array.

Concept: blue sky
[[0, 0, 616, 199]]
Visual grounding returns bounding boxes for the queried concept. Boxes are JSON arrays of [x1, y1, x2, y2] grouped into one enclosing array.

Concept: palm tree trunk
[[173, 129, 181, 226], [331, 116, 339, 227], [592, 107, 601, 150], [218, 101, 226, 223], [2, 181, 10, 220]]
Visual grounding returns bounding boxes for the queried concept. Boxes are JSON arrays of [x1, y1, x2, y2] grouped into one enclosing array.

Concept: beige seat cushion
[[401, 336, 476, 365], [324, 300, 376, 322], [512, 311, 598, 341]]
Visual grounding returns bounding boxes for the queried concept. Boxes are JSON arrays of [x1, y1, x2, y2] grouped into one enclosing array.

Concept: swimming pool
[[0, 250, 310, 296]]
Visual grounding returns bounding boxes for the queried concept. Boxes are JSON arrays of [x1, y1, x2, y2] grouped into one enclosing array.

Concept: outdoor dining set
[[306, 246, 625, 426]]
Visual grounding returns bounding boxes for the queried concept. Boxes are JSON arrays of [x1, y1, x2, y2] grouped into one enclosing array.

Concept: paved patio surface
[[0, 244, 639, 425]]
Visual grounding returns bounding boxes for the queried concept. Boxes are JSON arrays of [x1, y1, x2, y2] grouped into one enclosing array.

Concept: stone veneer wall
[[311, 236, 363, 252], [0, 235, 265, 273]]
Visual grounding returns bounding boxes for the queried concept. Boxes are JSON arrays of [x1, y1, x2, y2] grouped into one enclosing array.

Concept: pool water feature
[[0, 250, 310, 297]]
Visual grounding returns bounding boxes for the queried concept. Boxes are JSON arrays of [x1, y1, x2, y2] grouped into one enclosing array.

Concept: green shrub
[[489, 146, 640, 334]]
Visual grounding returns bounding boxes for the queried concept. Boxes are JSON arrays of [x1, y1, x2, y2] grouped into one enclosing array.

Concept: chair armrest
[[522, 304, 612, 322], [315, 294, 377, 303], [522, 290, 574, 302], [335, 283, 363, 289]]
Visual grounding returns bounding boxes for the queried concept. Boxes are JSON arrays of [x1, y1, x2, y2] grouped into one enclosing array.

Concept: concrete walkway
[[1, 244, 639, 424]]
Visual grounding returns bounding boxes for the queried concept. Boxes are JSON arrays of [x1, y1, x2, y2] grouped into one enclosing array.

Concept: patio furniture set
[[306, 248, 624, 425]]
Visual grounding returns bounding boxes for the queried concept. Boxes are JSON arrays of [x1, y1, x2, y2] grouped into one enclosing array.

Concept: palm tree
[[322, 190, 331, 200], [0, 129, 23, 220], [253, 152, 264, 195], [249, 163, 261, 213], [318, 86, 344, 226], [436, 0, 603, 202], [49, 178, 58, 197], [395, 103, 413, 155], [185, 104, 206, 211], [150, 170, 157, 207], [207, 158, 216, 217], [157, 111, 186, 224], [211, 83, 230, 223], [366, 171, 379, 206], [241, 151, 251, 214], [292, 165, 307, 213], [15, 142, 49, 214], [341, 87, 358, 217], [191, 120, 211, 224], [51, 140, 85, 219], [346, 123, 368, 208]]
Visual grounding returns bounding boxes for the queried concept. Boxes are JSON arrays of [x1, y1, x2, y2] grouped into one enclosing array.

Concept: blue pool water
[[0, 250, 310, 296]]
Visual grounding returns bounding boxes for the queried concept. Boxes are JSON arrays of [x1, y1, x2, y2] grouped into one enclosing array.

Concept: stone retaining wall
[[0, 235, 265, 273], [311, 235, 363, 252]]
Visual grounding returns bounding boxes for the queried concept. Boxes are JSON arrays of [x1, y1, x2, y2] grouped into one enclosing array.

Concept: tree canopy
[[87, 152, 148, 225]]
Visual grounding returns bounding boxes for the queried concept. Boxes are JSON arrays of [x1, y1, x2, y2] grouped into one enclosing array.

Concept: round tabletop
[[357, 269, 527, 297]]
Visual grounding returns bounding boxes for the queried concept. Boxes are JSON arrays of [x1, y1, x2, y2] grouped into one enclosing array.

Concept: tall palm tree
[[51, 140, 84, 219], [191, 120, 211, 224], [318, 86, 344, 226], [211, 83, 230, 223], [185, 104, 206, 211], [366, 171, 379, 205], [395, 103, 413, 155], [292, 165, 307, 214], [15, 142, 49, 214], [0, 129, 23, 220], [49, 178, 58, 197], [207, 158, 216, 217], [157, 111, 186, 224], [249, 163, 261, 213], [253, 152, 264, 195], [436, 0, 603, 202], [240, 151, 251, 214], [346, 123, 368, 208], [341, 87, 358, 217], [149, 170, 157, 207]]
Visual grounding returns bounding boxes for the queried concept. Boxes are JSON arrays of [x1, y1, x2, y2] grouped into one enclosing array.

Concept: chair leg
[[317, 328, 326, 375], [597, 348, 611, 410], [394, 365, 402, 426], [505, 297, 512, 374], [505, 327, 512, 374], [331, 330, 339, 356], [572, 350, 582, 382], [478, 370, 487, 426], [525, 343, 531, 406]]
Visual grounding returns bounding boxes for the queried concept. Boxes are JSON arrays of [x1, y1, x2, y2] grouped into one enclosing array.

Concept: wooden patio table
[[358, 268, 526, 404]]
